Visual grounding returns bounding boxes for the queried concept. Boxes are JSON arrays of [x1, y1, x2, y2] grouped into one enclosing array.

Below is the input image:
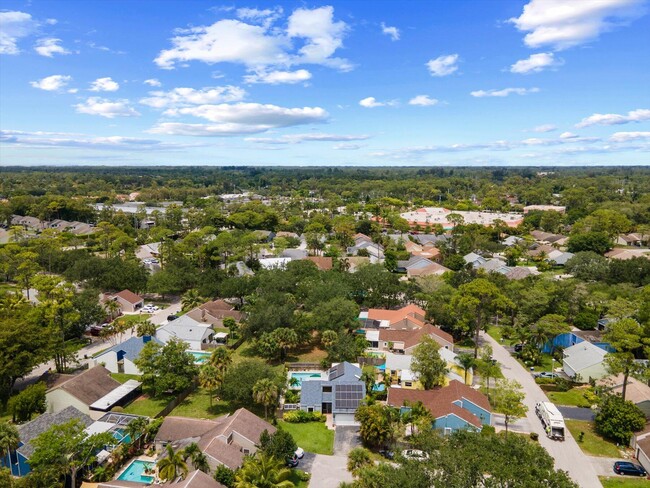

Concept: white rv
[[535, 401, 565, 441]]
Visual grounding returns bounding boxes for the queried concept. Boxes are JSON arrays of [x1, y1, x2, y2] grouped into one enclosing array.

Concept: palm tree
[[0, 422, 20, 465], [182, 442, 209, 473], [457, 353, 476, 385], [182, 289, 206, 312], [234, 453, 295, 488], [209, 347, 232, 374], [253, 379, 279, 420], [136, 319, 157, 337], [104, 299, 120, 321], [125, 417, 149, 449], [157, 444, 188, 481], [320, 330, 338, 349], [199, 363, 223, 407]]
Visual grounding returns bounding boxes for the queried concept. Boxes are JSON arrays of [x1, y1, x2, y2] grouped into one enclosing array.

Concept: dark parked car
[[513, 343, 523, 353], [533, 372, 558, 379], [286, 455, 299, 467], [378, 449, 395, 459], [614, 461, 647, 477], [167, 315, 178, 321]]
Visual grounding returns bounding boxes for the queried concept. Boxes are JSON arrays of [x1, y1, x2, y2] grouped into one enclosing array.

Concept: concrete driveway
[[308, 454, 353, 488], [589, 456, 626, 476], [481, 331, 603, 488], [334, 426, 362, 456]]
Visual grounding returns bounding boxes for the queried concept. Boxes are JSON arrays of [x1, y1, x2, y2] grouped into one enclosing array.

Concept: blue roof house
[[93, 336, 162, 375]]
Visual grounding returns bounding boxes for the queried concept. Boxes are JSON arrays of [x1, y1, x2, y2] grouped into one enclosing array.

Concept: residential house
[[93, 336, 162, 375], [280, 249, 309, 260], [347, 239, 385, 261], [387, 380, 492, 433], [597, 374, 650, 418], [617, 233, 650, 247], [1, 406, 92, 477], [45, 366, 141, 420], [345, 256, 370, 272], [527, 243, 556, 258], [275, 231, 300, 240], [136, 242, 162, 260], [186, 299, 242, 328], [463, 252, 487, 268], [366, 322, 454, 353], [299, 362, 366, 426], [412, 234, 449, 246], [10, 215, 47, 231], [161, 470, 227, 488], [635, 436, 650, 475], [501, 235, 524, 247], [562, 341, 609, 382], [547, 250, 575, 266], [306, 256, 333, 271], [155, 408, 274, 471], [605, 248, 650, 260], [259, 257, 292, 269], [111, 289, 144, 313], [396, 256, 450, 278], [359, 304, 427, 330], [476, 257, 508, 273], [503, 266, 539, 280], [157, 315, 214, 351], [383, 349, 468, 389]]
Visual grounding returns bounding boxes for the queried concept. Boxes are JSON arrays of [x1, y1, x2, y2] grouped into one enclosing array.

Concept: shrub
[[595, 395, 646, 445], [480, 425, 496, 436], [282, 410, 326, 423], [299, 471, 311, 482], [534, 377, 555, 385], [530, 432, 539, 441], [555, 378, 572, 392], [284, 390, 300, 404], [583, 389, 599, 406]]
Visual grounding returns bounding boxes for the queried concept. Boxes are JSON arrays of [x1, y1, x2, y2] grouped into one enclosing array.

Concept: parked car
[[378, 449, 395, 459], [167, 314, 178, 321], [533, 372, 558, 379], [513, 343, 524, 353], [401, 449, 429, 461], [141, 304, 159, 313], [286, 454, 299, 467], [295, 447, 304, 459], [614, 461, 647, 477]]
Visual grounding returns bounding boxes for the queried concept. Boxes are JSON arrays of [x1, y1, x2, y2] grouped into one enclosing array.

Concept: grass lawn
[[169, 388, 234, 418], [123, 394, 172, 418], [547, 388, 595, 408], [566, 420, 622, 458], [287, 346, 328, 364], [600, 477, 650, 487], [111, 373, 141, 384], [518, 353, 556, 373], [487, 326, 515, 346], [278, 421, 335, 455], [114, 314, 152, 327]]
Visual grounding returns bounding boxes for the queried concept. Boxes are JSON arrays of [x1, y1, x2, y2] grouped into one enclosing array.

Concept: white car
[[401, 449, 429, 461], [295, 447, 304, 459], [141, 305, 159, 313]]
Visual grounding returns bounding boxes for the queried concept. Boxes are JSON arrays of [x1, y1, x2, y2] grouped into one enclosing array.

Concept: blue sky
[[0, 0, 649, 166]]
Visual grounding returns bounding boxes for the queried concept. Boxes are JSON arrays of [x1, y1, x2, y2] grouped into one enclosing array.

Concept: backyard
[[278, 420, 335, 455], [565, 420, 623, 458]]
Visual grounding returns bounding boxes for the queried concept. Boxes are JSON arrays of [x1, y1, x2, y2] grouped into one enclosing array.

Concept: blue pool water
[[289, 372, 323, 388], [190, 351, 211, 364], [373, 383, 386, 392], [375, 364, 386, 371], [113, 428, 131, 444], [118, 460, 155, 484]]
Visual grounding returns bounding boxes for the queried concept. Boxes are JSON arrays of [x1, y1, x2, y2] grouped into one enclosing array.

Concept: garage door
[[334, 413, 358, 426]]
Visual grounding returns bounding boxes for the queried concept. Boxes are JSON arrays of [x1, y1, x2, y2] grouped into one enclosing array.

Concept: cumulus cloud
[[75, 97, 140, 118], [359, 97, 397, 108], [144, 78, 161, 87], [155, 6, 350, 72], [150, 102, 328, 136], [426, 54, 459, 77], [246, 133, 370, 144], [381, 22, 400, 41], [532, 124, 557, 132], [408, 95, 439, 106], [140, 86, 246, 109], [0, 11, 38, 54], [236, 6, 284, 27], [510, 52, 561, 73], [576, 108, 650, 127], [471, 87, 540, 97], [34, 37, 70, 57], [30, 74, 71, 91], [244, 69, 312, 84], [609, 131, 650, 142], [89, 77, 120, 92], [509, 0, 646, 50]]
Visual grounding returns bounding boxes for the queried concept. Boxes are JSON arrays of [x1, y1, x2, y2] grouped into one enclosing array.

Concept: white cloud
[[510, 52, 561, 73], [426, 54, 459, 77], [471, 87, 540, 97], [576, 108, 650, 127], [509, 0, 645, 50], [246, 133, 369, 144], [381, 22, 400, 41], [140, 86, 246, 109], [609, 131, 650, 142], [0, 11, 38, 54], [144, 78, 161, 87], [359, 97, 397, 108], [244, 69, 311, 84], [333, 143, 363, 150], [532, 124, 557, 132], [75, 97, 140, 118], [236, 7, 283, 28], [89, 77, 120, 92], [152, 102, 328, 136], [155, 6, 350, 72], [34, 38, 70, 57], [68, 88, 78, 94], [408, 95, 439, 106], [30, 74, 71, 91], [560, 131, 578, 139]]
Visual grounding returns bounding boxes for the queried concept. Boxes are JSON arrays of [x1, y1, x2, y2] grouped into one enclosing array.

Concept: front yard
[[565, 420, 622, 458], [278, 420, 335, 455], [546, 387, 596, 408]]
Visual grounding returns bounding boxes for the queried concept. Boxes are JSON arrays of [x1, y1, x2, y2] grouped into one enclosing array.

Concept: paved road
[[15, 301, 182, 389], [558, 406, 596, 421], [481, 331, 603, 488]]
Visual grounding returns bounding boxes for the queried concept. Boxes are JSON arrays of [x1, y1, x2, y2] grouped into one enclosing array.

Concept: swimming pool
[[112, 428, 131, 444], [117, 460, 155, 484], [289, 371, 324, 388], [189, 351, 211, 364]]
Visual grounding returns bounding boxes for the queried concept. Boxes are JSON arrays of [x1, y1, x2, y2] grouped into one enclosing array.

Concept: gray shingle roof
[[18, 406, 93, 458], [95, 336, 162, 362]]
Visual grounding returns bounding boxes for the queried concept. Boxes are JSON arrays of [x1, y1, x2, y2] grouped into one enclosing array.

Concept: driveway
[[481, 331, 602, 488], [558, 406, 595, 421], [589, 456, 625, 477], [334, 426, 362, 456], [308, 454, 353, 488]]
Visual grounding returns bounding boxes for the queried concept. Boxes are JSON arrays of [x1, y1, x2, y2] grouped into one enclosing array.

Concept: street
[[481, 331, 603, 488]]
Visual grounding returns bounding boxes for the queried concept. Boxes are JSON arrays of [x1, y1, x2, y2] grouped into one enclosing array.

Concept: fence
[[154, 382, 197, 418], [286, 362, 321, 370]]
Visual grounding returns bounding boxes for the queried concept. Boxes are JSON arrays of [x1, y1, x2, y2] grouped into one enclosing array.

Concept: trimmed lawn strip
[[123, 394, 172, 417], [278, 420, 334, 455], [565, 420, 621, 458], [111, 373, 141, 384], [600, 477, 650, 487], [546, 388, 594, 408]]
